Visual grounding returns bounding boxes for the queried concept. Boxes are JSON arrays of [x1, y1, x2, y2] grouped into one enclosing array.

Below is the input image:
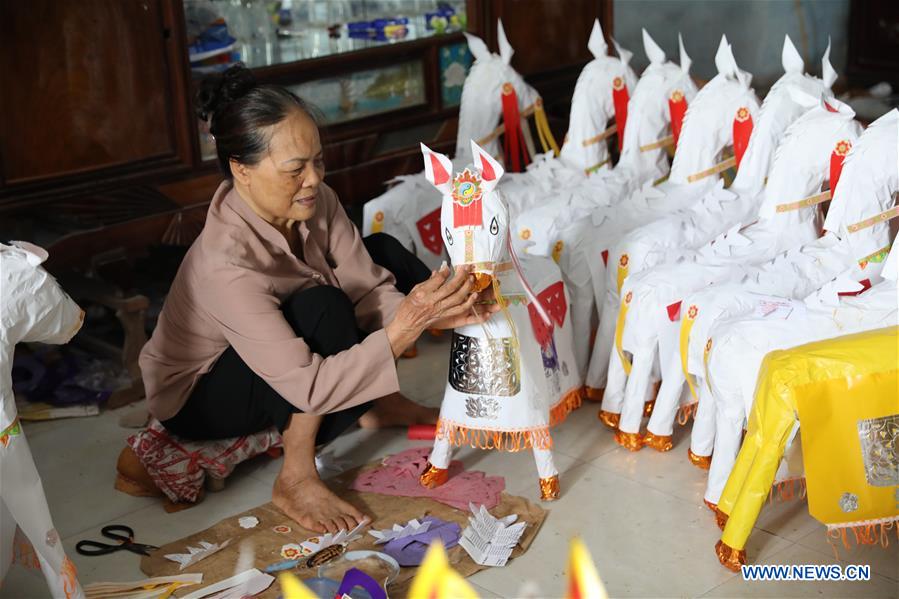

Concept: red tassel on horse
[[732, 107, 753, 168], [830, 139, 851, 196], [668, 90, 687, 148], [502, 83, 530, 172], [612, 77, 629, 152]]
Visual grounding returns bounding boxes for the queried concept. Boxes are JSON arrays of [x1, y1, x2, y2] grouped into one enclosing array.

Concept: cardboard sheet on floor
[[139, 466, 546, 597]]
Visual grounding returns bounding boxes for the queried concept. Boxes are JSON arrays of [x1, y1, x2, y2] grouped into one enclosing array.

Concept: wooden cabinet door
[[0, 0, 193, 206]]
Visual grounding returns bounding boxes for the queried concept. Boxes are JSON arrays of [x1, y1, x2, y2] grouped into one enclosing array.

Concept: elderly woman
[[138, 65, 495, 533]]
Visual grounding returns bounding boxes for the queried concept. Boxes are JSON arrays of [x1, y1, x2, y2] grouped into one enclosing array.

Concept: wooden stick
[[581, 124, 617, 147], [639, 134, 675, 153], [686, 156, 737, 183], [775, 190, 831, 213], [847, 205, 899, 233]]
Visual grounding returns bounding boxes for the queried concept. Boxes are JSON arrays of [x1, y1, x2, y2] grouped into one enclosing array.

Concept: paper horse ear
[[781, 34, 804, 74], [9, 240, 49, 266], [641, 29, 665, 65], [822, 37, 838, 89], [714, 35, 732, 76], [787, 86, 822, 109], [464, 32, 491, 63], [678, 33, 692, 74], [497, 19, 514, 65], [587, 19, 608, 59], [611, 37, 633, 68], [470, 140, 504, 193], [421, 143, 454, 195]]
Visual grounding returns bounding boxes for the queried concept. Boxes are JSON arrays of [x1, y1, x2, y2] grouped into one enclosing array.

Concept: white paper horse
[[644, 94, 860, 454], [610, 39, 847, 449], [699, 109, 899, 506], [514, 29, 697, 384], [593, 36, 760, 430], [362, 20, 539, 270], [0, 242, 85, 599], [497, 19, 638, 379], [417, 141, 563, 501]]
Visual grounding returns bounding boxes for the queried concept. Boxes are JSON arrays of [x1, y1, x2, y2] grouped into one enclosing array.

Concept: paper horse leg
[[1, 432, 83, 599]]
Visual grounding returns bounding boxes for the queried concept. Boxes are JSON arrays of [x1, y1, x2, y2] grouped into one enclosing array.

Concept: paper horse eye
[[445, 227, 453, 245], [490, 217, 499, 235]]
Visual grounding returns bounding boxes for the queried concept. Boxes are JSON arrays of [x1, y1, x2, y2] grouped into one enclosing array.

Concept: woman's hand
[[385, 263, 499, 358]]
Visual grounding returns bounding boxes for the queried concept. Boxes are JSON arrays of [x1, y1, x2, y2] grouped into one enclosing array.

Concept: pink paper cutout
[[350, 447, 505, 511]]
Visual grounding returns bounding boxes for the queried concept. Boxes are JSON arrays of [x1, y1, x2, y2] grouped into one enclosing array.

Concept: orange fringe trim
[[436, 419, 553, 452], [550, 387, 584, 426], [584, 386, 605, 402], [419, 462, 449, 489], [614, 430, 644, 452], [715, 507, 729, 531], [766, 477, 807, 504], [642, 431, 673, 452], [826, 520, 899, 561], [687, 448, 712, 470], [676, 402, 699, 426], [703, 499, 717, 513], [539, 474, 561, 501], [598, 410, 620, 429], [715, 539, 745, 572]]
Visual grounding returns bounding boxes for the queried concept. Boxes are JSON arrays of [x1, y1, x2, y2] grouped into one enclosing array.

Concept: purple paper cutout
[[336, 568, 386, 599], [350, 447, 505, 511], [383, 516, 461, 567]]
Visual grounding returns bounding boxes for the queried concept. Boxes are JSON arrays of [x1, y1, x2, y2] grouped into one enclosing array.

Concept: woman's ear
[[230, 159, 251, 186]]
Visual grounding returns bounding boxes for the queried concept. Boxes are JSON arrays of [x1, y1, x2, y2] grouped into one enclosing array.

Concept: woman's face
[[232, 109, 325, 226]]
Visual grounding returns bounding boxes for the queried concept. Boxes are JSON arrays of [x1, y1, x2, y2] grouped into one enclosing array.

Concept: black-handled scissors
[[76, 525, 158, 557]]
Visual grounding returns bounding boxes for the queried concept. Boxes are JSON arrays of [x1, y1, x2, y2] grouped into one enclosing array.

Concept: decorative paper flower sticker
[[374, 211, 384, 222], [834, 140, 851, 156], [619, 254, 629, 268], [687, 305, 699, 320], [552, 240, 564, 263], [670, 89, 684, 103], [520, 228, 532, 240], [280, 543, 304, 560], [452, 169, 482, 207], [735, 107, 751, 122], [612, 76, 625, 91], [705, 338, 713, 353], [272, 525, 292, 534], [625, 291, 633, 304]]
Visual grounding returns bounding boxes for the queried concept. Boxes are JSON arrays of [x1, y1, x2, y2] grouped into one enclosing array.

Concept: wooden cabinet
[[0, 0, 194, 210], [0, 0, 611, 232]]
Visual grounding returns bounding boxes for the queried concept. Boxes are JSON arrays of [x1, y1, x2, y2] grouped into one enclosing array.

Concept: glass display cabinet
[[184, 0, 473, 165]]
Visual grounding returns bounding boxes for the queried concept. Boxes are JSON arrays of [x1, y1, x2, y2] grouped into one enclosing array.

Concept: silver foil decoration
[[465, 396, 501, 420], [856, 414, 899, 487], [838, 492, 859, 513], [449, 332, 520, 396]]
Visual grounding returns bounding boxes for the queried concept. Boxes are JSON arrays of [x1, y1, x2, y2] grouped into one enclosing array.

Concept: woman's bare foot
[[273, 473, 366, 533], [358, 392, 439, 429]]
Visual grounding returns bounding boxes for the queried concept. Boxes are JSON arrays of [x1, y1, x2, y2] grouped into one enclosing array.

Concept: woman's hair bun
[[196, 63, 257, 122]]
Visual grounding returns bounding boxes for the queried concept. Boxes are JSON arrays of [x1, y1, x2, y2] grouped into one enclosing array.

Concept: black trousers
[[161, 233, 429, 445]]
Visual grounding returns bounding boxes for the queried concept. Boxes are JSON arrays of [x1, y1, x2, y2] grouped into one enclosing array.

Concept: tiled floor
[[3, 334, 897, 598]]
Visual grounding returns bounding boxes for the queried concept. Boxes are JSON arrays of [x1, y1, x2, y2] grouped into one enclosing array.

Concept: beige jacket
[[140, 181, 403, 421]]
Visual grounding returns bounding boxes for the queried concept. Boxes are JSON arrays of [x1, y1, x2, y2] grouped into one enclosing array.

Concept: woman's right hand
[[385, 262, 483, 358]]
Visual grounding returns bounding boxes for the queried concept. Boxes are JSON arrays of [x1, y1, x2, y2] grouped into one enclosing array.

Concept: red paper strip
[[830, 139, 851, 196], [668, 90, 688, 148], [732, 107, 753, 169], [612, 77, 629, 152], [416, 207, 444, 255]]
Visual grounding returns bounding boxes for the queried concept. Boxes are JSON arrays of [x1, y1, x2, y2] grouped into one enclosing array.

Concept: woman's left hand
[[430, 284, 500, 329]]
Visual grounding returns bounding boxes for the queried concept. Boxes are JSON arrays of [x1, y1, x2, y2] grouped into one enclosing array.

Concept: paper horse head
[[422, 140, 508, 291]]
